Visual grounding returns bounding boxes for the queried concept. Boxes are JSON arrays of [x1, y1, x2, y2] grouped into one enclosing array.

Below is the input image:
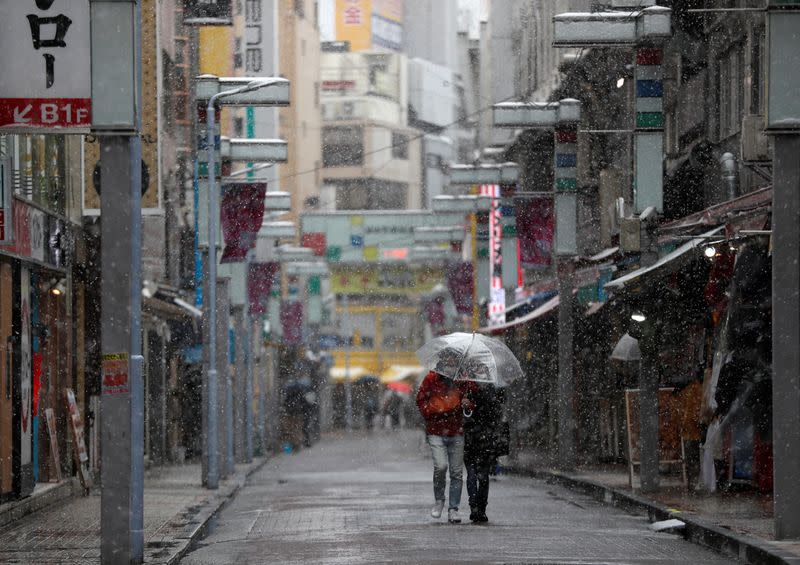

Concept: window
[[295, 0, 304, 18], [3, 134, 66, 215], [718, 45, 744, 140], [391, 133, 408, 160], [751, 27, 765, 115], [322, 127, 364, 167]]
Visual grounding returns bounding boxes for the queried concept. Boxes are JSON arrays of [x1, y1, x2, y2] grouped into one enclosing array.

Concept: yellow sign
[[336, 0, 372, 52], [83, 0, 159, 211], [331, 265, 444, 295]]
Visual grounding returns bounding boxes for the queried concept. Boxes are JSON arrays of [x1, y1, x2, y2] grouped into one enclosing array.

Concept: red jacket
[[416, 371, 476, 436]]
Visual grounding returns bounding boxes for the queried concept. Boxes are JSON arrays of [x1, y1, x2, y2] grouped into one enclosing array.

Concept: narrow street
[[181, 430, 734, 565]]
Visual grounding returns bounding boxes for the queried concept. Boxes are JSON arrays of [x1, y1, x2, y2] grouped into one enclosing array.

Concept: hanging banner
[[248, 261, 280, 316], [446, 261, 474, 316], [517, 197, 554, 270], [481, 184, 504, 324], [220, 182, 267, 263], [280, 300, 304, 345]]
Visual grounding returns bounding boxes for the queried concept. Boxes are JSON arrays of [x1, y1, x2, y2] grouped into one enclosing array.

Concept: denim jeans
[[465, 460, 492, 513], [426, 434, 464, 509]]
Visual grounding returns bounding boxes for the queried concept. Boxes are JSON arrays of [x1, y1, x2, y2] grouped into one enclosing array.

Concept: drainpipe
[[720, 152, 739, 201]]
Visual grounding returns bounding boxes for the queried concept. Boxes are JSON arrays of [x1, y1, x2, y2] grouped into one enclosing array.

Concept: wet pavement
[[181, 430, 734, 565], [0, 459, 263, 564]]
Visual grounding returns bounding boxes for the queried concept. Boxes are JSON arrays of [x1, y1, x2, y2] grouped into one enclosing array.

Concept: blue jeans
[[426, 434, 464, 509]]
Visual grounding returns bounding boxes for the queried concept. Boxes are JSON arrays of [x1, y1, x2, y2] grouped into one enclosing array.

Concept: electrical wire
[[275, 85, 538, 185]]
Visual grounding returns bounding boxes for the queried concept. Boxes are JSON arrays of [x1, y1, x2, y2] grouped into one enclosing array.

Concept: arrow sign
[[14, 105, 32, 123]]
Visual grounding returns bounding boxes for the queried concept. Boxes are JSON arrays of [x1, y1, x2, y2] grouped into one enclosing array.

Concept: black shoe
[[469, 510, 478, 523], [476, 511, 488, 523]]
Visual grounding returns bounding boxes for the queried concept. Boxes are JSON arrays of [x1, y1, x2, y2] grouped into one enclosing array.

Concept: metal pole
[[245, 306, 254, 462], [96, 0, 144, 559], [100, 135, 144, 564], [772, 134, 800, 539], [638, 226, 660, 493], [343, 293, 353, 432], [557, 259, 575, 470], [470, 212, 478, 331], [204, 97, 220, 489]]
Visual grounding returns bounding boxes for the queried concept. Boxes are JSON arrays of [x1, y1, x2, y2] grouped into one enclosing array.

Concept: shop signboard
[[371, 0, 403, 51], [336, 0, 372, 52], [44, 408, 62, 482], [20, 267, 32, 472], [0, 199, 65, 270], [0, 157, 10, 244], [331, 265, 445, 295], [64, 388, 91, 489], [0, 0, 91, 132]]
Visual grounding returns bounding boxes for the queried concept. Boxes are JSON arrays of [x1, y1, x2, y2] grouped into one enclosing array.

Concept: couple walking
[[415, 358, 505, 524]]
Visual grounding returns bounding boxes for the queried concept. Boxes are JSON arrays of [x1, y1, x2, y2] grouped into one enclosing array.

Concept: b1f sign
[[0, 0, 91, 132]]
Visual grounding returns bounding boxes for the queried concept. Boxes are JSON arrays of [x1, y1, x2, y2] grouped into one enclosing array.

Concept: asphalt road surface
[[181, 429, 734, 565]]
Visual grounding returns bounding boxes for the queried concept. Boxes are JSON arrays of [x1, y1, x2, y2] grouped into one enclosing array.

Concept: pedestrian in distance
[[463, 381, 505, 523], [415, 350, 477, 524]]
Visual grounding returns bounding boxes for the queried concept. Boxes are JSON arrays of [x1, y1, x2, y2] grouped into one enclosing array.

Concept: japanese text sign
[[0, 0, 91, 131]]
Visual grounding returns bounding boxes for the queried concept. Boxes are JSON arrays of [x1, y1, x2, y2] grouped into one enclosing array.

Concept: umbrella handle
[[463, 408, 473, 418]]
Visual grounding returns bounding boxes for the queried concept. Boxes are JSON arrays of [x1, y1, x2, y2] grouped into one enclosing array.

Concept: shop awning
[[329, 366, 369, 383], [480, 295, 561, 335], [659, 187, 772, 236], [380, 364, 425, 384], [173, 297, 203, 318], [605, 226, 723, 292], [143, 296, 197, 321]]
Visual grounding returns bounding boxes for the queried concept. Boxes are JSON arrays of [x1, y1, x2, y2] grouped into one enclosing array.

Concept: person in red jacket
[[416, 353, 476, 524]]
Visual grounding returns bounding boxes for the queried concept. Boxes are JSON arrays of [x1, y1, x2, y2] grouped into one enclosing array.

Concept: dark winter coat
[[463, 386, 504, 464]]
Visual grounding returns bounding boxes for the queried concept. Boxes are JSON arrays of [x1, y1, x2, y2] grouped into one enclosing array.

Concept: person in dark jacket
[[463, 384, 504, 523]]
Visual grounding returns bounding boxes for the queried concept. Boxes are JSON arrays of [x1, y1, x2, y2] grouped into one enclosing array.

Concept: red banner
[[220, 182, 267, 263], [280, 300, 304, 345], [248, 262, 280, 315], [517, 197, 554, 270], [446, 261, 474, 316]]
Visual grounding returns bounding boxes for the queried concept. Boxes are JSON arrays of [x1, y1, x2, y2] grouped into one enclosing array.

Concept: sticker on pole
[[102, 352, 129, 395], [0, 0, 91, 132]]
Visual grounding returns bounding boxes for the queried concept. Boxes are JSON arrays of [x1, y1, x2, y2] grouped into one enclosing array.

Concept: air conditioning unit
[[741, 115, 771, 162]]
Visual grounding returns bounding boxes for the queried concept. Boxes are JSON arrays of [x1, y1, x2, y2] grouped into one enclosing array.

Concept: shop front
[[0, 133, 79, 501]]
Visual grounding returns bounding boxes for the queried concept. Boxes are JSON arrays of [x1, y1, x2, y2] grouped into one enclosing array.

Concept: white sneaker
[[448, 508, 462, 524], [431, 500, 445, 518]]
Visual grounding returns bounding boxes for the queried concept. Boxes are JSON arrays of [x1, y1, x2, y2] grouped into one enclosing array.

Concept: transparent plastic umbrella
[[415, 332, 523, 387]]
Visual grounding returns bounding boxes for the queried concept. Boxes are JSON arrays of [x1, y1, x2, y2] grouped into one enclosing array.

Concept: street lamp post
[[766, 0, 800, 540], [553, 4, 671, 490], [492, 99, 581, 470], [202, 78, 284, 489]]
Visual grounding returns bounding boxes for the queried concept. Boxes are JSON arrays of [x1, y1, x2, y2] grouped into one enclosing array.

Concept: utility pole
[[767, 0, 800, 540], [343, 293, 353, 432], [91, 0, 144, 561]]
